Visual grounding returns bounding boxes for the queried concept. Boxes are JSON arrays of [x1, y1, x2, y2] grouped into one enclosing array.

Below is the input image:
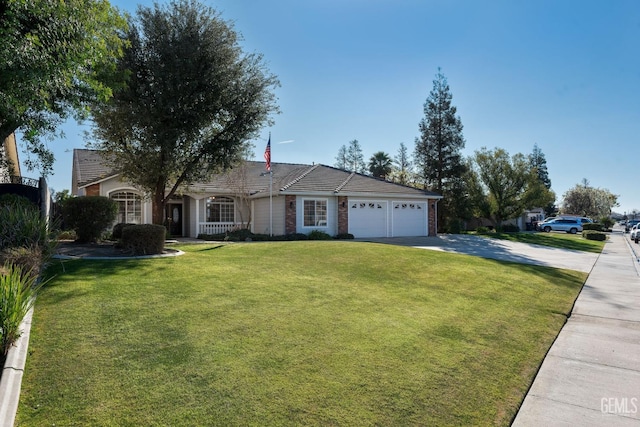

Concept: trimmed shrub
[[226, 228, 253, 241], [582, 230, 607, 241], [112, 223, 136, 240], [599, 217, 614, 231], [475, 226, 490, 234], [286, 233, 308, 241], [499, 224, 520, 233], [307, 230, 332, 240], [63, 196, 118, 243], [582, 223, 603, 231], [446, 219, 463, 234], [121, 224, 166, 255], [335, 233, 355, 240]]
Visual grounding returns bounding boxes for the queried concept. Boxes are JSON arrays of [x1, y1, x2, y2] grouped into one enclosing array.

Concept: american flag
[[264, 135, 271, 172]]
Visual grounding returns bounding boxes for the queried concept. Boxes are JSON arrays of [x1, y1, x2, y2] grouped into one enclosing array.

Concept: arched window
[[110, 191, 142, 224], [206, 196, 234, 223]]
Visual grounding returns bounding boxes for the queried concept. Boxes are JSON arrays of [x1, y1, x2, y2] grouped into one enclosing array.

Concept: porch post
[[195, 198, 200, 238]]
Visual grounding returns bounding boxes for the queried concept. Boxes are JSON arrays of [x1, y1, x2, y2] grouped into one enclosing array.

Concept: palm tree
[[368, 151, 392, 179]]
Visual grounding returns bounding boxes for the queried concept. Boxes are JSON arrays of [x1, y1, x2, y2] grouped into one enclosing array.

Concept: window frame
[[205, 196, 235, 223], [109, 190, 143, 224], [303, 198, 328, 227]]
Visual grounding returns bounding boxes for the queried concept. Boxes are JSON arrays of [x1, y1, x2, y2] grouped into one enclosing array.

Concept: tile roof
[[73, 149, 117, 188], [73, 150, 441, 199]]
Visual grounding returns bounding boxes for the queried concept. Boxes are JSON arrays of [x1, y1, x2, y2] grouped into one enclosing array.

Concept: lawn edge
[[0, 304, 34, 426]]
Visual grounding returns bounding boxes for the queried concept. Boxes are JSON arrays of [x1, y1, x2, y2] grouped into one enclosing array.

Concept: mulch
[[54, 241, 178, 258]]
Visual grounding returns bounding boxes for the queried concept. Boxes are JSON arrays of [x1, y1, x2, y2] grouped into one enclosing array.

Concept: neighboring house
[[72, 149, 442, 238]]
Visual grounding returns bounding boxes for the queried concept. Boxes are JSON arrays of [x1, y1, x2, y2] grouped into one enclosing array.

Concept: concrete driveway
[[361, 234, 600, 273]]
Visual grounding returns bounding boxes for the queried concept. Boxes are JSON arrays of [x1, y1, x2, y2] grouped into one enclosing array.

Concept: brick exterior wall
[[428, 199, 438, 236], [285, 195, 296, 234], [338, 196, 348, 235], [85, 183, 100, 196]]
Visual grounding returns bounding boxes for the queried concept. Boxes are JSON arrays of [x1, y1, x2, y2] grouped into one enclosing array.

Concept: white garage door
[[392, 202, 427, 236], [349, 201, 387, 238]]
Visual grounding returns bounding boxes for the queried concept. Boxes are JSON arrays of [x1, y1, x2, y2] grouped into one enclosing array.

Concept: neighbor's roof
[[73, 149, 441, 199], [73, 149, 117, 188]]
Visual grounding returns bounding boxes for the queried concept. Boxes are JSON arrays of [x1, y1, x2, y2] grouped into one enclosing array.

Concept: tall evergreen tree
[[528, 143, 551, 189], [335, 145, 348, 170], [414, 68, 466, 231], [392, 142, 412, 185], [346, 139, 366, 174]]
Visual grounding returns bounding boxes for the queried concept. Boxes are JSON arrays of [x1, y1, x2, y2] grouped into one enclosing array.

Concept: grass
[[17, 242, 588, 426], [477, 231, 606, 253]]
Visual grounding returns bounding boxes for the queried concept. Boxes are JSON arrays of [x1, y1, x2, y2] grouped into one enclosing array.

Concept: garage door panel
[[349, 201, 387, 238], [392, 202, 427, 236]]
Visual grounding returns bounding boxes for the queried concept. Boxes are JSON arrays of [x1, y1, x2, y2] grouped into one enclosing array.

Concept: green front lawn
[[18, 242, 588, 426], [479, 231, 606, 253]]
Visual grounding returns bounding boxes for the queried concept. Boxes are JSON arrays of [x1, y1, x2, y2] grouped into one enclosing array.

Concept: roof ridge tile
[[280, 164, 320, 191], [334, 172, 355, 193]]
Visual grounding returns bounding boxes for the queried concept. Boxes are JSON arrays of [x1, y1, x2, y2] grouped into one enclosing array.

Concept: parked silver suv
[[536, 216, 592, 232], [539, 218, 583, 234]]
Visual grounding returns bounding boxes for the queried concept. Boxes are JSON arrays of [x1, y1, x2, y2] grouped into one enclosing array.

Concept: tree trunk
[[152, 184, 166, 225]]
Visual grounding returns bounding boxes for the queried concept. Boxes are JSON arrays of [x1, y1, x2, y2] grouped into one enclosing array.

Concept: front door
[[166, 203, 183, 237]]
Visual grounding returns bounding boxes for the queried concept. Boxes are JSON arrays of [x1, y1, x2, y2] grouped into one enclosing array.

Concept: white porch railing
[[198, 222, 245, 236]]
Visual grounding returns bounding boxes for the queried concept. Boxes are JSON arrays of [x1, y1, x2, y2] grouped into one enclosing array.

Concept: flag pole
[[269, 166, 273, 237], [264, 132, 273, 236]]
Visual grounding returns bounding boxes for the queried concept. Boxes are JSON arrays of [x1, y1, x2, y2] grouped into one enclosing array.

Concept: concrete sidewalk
[[513, 231, 640, 426]]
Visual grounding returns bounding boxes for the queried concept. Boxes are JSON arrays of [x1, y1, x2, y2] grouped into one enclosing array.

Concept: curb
[[0, 305, 34, 427], [53, 248, 185, 261]]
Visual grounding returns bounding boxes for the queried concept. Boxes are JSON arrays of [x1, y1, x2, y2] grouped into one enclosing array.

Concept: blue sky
[[31, 0, 640, 215]]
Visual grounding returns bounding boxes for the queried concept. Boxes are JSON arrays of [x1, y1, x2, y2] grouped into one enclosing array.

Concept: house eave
[[78, 173, 121, 189]]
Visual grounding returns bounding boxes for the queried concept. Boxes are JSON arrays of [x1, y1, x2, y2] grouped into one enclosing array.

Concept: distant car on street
[[539, 218, 583, 234], [626, 219, 640, 233]]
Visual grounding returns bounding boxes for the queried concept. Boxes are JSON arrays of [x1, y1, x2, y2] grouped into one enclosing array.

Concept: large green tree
[[0, 0, 127, 174], [91, 0, 280, 224], [368, 151, 392, 179], [414, 68, 466, 230], [562, 179, 619, 219], [474, 147, 554, 228]]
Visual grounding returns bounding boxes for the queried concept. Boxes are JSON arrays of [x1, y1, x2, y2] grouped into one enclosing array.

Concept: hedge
[[582, 230, 607, 241], [121, 224, 166, 255]]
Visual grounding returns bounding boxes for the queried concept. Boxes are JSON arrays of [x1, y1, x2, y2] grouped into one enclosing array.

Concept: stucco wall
[[253, 196, 285, 236]]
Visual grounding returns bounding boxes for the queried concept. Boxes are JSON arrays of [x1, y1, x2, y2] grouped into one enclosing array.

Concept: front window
[[206, 196, 234, 222], [304, 199, 327, 227], [110, 191, 142, 224]]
